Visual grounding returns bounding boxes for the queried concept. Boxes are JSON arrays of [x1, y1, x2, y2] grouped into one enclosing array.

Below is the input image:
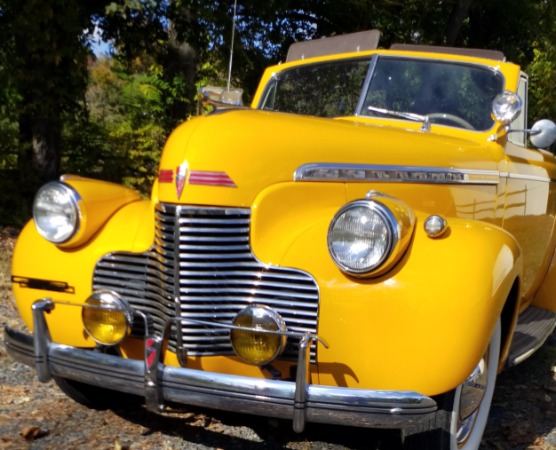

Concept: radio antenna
[[226, 0, 238, 91]]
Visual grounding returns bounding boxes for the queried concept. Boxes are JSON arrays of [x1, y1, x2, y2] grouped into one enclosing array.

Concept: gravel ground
[[1, 227, 555, 450]]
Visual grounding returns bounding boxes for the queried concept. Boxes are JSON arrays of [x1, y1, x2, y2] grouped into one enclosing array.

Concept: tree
[[0, 0, 109, 194]]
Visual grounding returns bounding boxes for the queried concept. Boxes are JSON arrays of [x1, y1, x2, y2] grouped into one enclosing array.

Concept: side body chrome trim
[[4, 300, 438, 433], [294, 163, 554, 185], [294, 163, 501, 185]]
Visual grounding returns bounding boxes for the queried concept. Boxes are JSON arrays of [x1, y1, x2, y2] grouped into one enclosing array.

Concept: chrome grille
[[93, 203, 320, 361]]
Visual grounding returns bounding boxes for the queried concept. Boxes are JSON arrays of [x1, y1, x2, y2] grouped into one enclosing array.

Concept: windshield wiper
[[367, 105, 430, 132]]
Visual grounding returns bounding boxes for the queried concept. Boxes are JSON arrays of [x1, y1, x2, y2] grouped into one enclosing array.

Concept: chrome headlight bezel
[[327, 193, 415, 277], [33, 181, 81, 244]]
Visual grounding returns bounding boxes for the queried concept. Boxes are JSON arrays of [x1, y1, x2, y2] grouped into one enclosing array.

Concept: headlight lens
[[33, 182, 80, 243], [328, 195, 414, 277], [82, 291, 132, 346], [230, 305, 286, 366]]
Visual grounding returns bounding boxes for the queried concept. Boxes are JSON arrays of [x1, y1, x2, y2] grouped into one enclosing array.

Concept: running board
[[507, 306, 556, 367]]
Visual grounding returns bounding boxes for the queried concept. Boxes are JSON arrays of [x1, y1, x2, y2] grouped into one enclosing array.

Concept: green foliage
[[63, 57, 187, 195], [527, 41, 556, 123]]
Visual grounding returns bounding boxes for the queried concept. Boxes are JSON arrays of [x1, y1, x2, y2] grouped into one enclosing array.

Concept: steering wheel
[[427, 113, 475, 130]]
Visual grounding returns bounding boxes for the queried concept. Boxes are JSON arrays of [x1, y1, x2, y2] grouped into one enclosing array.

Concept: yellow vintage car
[[5, 30, 556, 449]]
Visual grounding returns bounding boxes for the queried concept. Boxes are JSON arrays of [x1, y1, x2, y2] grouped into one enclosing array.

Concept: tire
[[402, 318, 501, 449], [54, 376, 143, 410]]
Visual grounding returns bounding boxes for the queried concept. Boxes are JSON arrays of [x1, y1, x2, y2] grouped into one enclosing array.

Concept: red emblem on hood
[[176, 163, 188, 199]]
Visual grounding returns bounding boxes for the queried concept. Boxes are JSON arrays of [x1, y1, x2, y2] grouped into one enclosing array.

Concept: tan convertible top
[[390, 43, 506, 62], [286, 30, 381, 62], [286, 29, 506, 63]]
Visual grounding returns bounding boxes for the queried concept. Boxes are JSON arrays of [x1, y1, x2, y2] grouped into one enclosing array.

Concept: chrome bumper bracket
[[32, 298, 55, 382]]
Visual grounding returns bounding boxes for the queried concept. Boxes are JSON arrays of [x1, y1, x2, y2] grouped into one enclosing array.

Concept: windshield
[[363, 57, 504, 130], [259, 59, 370, 117], [258, 55, 504, 131]]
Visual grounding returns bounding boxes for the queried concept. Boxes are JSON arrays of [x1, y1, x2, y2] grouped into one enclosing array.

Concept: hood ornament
[[175, 163, 188, 199]]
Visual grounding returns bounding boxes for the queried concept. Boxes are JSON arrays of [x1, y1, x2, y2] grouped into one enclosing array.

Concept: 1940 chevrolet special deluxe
[[5, 30, 556, 449]]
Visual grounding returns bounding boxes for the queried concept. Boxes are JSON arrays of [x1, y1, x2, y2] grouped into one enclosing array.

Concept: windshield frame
[[256, 52, 506, 133], [356, 54, 506, 132]]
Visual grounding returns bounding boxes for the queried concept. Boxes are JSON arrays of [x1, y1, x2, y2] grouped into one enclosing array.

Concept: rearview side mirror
[[530, 119, 556, 149]]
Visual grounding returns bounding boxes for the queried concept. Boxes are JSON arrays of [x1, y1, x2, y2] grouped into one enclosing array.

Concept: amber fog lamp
[[82, 291, 132, 346], [230, 305, 287, 366]]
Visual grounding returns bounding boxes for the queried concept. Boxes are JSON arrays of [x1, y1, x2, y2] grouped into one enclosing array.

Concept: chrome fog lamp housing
[[33, 181, 80, 244], [230, 305, 287, 366], [328, 193, 415, 277], [82, 291, 133, 346], [491, 90, 522, 124]]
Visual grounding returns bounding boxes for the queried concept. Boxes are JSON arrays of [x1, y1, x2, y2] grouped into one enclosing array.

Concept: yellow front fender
[[57, 175, 142, 248], [12, 198, 155, 346], [251, 183, 521, 396]]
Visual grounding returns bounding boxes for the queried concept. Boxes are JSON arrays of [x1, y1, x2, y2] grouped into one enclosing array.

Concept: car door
[[502, 74, 556, 303]]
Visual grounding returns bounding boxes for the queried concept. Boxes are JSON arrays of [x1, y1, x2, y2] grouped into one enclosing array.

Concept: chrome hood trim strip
[[294, 163, 501, 185]]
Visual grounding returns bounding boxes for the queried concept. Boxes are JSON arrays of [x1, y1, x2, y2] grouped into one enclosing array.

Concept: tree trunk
[[18, 112, 61, 193], [444, 0, 473, 46]]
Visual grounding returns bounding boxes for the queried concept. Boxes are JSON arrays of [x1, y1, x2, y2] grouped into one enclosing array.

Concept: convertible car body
[[5, 30, 556, 449]]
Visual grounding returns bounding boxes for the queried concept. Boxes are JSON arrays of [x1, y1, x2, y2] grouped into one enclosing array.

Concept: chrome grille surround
[[93, 203, 320, 361]]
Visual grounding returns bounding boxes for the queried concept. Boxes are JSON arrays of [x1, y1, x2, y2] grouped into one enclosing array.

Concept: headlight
[[230, 305, 287, 366], [328, 193, 415, 277], [82, 291, 133, 346], [33, 181, 80, 243]]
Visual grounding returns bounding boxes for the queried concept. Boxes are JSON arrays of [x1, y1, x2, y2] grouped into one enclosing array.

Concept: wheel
[[402, 318, 501, 449], [427, 112, 475, 130], [54, 376, 143, 410]]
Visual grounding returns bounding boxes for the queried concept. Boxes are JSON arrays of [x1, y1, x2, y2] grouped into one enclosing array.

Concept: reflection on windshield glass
[[363, 57, 504, 131], [260, 59, 370, 117], [259, 55, 504, 131]]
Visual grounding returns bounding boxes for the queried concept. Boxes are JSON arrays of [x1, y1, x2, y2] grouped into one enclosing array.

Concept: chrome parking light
[[424, 215, 448, 238]]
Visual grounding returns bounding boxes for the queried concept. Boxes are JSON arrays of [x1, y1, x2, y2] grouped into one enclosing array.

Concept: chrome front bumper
[[4, 299, 437, 432]]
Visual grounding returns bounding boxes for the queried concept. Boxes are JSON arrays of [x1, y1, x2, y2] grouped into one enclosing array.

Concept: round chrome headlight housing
[[492, 90, 522, 124], [82, 291, 133, 346], [328, 194, 415, 277], [33, 181, 80, 244], [230, 305, 287, 366]]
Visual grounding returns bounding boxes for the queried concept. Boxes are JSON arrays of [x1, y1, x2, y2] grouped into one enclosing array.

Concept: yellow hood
[[156, 109, 501, 207]]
